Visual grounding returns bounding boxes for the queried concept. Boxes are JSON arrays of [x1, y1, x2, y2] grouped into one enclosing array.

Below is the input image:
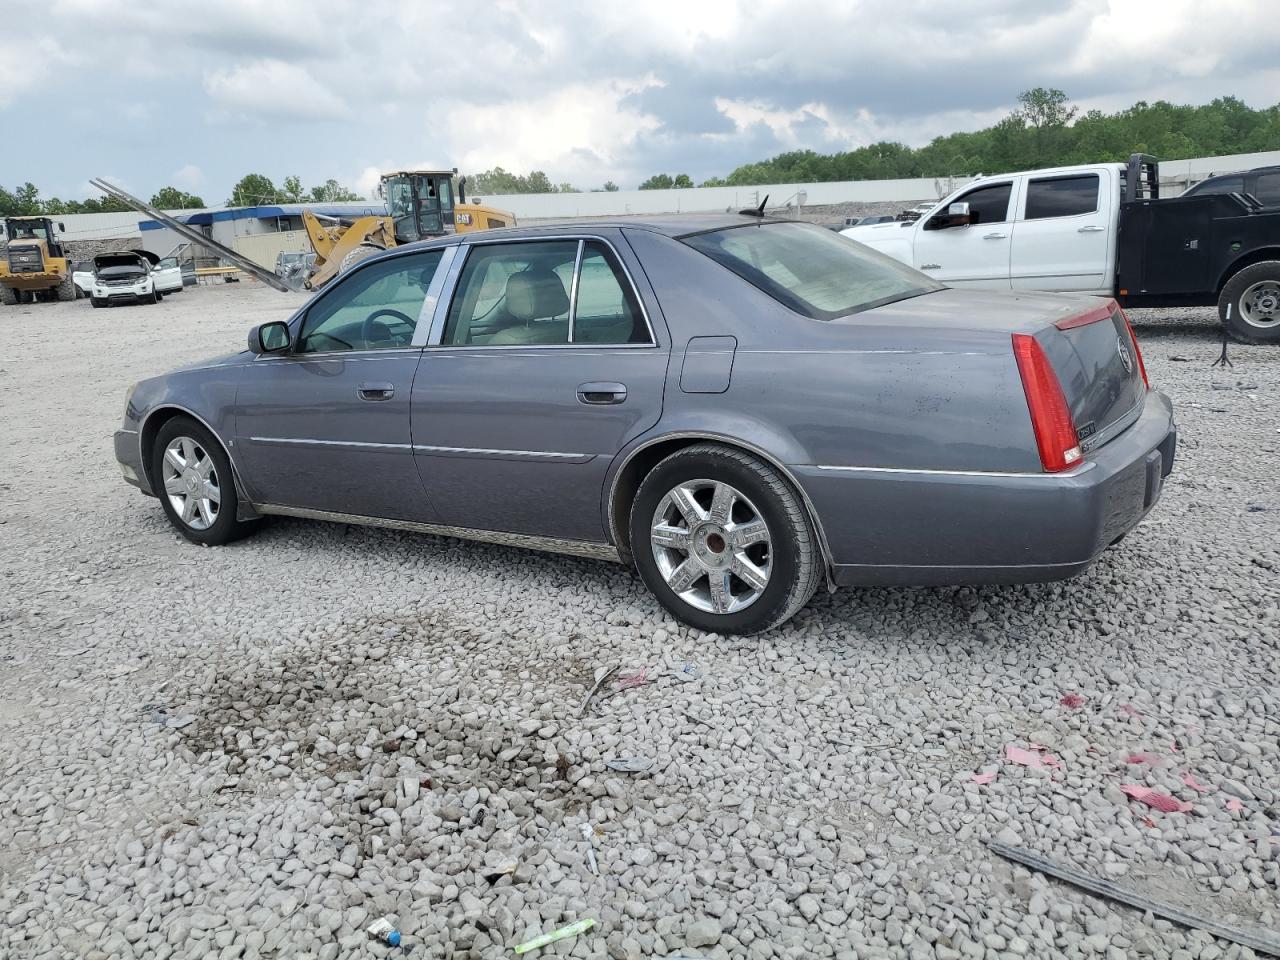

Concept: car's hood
[[94, 253, 150, 272], [840, 221, 910, 240], [131, 248, 160, 266], [169, 350, 251, 374]]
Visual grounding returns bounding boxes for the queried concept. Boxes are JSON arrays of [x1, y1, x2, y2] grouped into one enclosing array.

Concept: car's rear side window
[[682, 221, 941, 321], [1253, 171, 1280, 205], [1025, 174, 1099, 219]]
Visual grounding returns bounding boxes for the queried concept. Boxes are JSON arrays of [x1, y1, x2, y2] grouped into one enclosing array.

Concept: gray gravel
[[1, 285, 1277, 959]]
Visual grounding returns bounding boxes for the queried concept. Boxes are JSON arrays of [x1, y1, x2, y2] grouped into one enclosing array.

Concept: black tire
[[0, 285, 18, 307], [56, 270, 77, 302], [1219, 261, 1280, 344], [151, 416, 260, 546], [90, 297, 105, 308], [155, 290, 164, 302], [629, 443, 822, 635]]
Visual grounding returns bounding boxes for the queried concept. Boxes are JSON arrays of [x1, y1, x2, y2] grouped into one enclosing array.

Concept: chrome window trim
[[252, 502, 622, 563], [567, 239, 584, 343], [811, 462, 1097, 479], [427, 233, 658, 348]]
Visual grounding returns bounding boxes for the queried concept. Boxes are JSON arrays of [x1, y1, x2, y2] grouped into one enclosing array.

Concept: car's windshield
[[683, 221, 942, 320]]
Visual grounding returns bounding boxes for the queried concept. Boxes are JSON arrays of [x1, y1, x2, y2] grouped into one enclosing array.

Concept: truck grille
[[6, 248, 44, 273]]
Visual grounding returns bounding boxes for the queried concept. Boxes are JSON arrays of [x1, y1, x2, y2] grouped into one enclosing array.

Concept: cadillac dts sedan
[[115, 216, 1176, 634]]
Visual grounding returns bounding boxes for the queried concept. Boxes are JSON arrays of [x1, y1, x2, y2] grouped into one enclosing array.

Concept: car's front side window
[[297, 250, 442, 354], [956, 182, 1013, 224]]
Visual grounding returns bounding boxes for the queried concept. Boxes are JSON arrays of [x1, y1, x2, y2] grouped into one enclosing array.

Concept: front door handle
[[576, 381, 627, 405], [983, 232, 1008, 240], [1078, 225, 1105, 233], [358, 381, 395, 401]]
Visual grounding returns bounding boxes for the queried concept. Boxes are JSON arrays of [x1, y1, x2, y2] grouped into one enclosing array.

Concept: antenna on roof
[[738, 194, 769, 218]]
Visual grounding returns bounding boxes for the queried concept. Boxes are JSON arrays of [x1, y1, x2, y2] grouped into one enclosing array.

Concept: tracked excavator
[[90, 170, 516, 293]]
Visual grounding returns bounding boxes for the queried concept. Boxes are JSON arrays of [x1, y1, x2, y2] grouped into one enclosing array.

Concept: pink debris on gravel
[[1180, 771, 1212, 794], [1120, 784, 1193, 813], [1120, 703, 1143, 718], [971, 770, 997, 785], [1225, 797, 1244, 812], [1006, 745, 1062, 771], [1126, 751, 1168, 767], [615, 669, 650, 689], [1060, 693, 1086, 708]]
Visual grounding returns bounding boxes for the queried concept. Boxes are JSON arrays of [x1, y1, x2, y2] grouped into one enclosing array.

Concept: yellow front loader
[[301, 169, 516, 290], [1, 216, 77, 304]]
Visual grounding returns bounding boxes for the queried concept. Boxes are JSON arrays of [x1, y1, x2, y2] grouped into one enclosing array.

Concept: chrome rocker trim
[[253, 503, 622, 563]]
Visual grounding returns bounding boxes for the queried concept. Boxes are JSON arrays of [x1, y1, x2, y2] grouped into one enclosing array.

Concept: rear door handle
[[1078, 225, 1105, 233], [358, 381, 395, 401], [983, 232, 1008, 240], [576, 381, 627, 405]]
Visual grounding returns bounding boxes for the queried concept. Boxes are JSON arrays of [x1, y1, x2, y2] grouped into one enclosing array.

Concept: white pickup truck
[[842, 154, 1280, 343]]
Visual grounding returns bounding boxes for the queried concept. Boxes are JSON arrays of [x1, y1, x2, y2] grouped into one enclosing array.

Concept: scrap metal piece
[[604, 756, 653, 773], [88, 178, 293, 293], [577, 664, 619, 717], [988, 841, 1280, 957]]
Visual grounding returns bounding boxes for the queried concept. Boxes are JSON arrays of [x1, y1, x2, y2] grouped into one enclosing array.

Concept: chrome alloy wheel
[[162, 436, 221, 530], [650, 478, 772, 614], [1240, 279, 1280, 329]]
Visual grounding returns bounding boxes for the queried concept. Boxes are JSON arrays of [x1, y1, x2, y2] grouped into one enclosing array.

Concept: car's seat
[[487, 269, 570, 344]]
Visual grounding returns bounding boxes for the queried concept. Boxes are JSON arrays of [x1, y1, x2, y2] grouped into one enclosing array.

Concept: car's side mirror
[[924, 201, 973, 230], [58, 222, 66, 232], [248, 321, 291, 355]]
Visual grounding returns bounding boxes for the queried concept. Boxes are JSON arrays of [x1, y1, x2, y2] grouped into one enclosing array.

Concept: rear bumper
[[794, 390, 1176, 587]]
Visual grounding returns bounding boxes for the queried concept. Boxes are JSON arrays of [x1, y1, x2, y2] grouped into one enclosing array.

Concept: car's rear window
[[682, 221, 941, 320]]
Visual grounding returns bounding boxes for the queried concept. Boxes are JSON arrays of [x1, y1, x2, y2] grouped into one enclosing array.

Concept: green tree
[[150, 186, 206, 209], [602, 180, 619, 192], [638, 173, 675, 190], [308, 179, 362, 202], [280, 175, 305, 203], [227, 173, 277, 206], [672, 173, 694, 188]]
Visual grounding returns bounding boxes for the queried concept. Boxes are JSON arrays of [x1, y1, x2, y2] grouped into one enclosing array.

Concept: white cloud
[[203, 59, 350, 122], [171, 164, 205, 189]]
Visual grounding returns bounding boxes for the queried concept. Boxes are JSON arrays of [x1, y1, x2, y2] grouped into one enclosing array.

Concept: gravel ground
[[1, 283, 1277, 960]]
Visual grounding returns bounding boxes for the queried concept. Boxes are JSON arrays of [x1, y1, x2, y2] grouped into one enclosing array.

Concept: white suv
[[90, 252, 160, 307]]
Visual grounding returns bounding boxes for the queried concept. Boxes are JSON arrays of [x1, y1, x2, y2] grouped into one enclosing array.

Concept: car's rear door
[[411, 232, 668, 543], [234, 248, 450, 521], [1010, 171, 1111, 293]]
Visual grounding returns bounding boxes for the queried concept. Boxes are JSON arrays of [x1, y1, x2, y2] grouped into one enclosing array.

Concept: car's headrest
[[505, 268, 569, 322]]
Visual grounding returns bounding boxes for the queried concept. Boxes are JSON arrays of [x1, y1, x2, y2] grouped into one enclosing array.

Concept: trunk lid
[[1039, 300, 1146, 453]]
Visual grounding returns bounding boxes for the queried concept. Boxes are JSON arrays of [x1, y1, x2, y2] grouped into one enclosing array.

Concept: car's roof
[[454, 212, 791, 240]]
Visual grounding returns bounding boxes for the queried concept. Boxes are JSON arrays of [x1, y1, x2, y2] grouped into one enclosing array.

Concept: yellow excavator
[[1, 216, 77, 305], [301, 169, 516, 289]]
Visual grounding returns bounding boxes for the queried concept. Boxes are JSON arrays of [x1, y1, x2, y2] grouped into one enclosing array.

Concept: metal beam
[[89, 178, 294, 293]]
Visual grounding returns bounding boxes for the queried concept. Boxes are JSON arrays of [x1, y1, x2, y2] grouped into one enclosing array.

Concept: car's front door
[[912, 180, 1015, 288], [234, 248, 449, 521], [412, 234, 668, 543]]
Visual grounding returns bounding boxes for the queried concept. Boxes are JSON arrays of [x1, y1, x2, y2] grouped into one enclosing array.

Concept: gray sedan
[[115, 216, 1176, 634]]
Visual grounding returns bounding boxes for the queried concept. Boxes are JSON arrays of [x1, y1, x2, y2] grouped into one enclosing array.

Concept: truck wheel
[[1220, 261, 1280, 344], [0, 285, 18, 306]]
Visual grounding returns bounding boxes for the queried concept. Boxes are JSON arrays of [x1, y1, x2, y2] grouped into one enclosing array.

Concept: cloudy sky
[[3, 0, 1278, 202]]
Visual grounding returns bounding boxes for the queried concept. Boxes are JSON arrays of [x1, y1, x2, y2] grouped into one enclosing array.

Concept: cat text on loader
[[0, 217, 77, 304], [300, 169, 516, 290]]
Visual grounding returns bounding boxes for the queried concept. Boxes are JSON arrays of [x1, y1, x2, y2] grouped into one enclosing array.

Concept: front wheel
[[1219, 261, 1280, 344], [151, 417, 260, 546], [629, 444, 822, 635]]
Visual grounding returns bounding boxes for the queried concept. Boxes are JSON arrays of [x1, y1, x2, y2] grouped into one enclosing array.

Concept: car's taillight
[[1012, 333, 1081, 473], [1118, 308, 1149, 390]]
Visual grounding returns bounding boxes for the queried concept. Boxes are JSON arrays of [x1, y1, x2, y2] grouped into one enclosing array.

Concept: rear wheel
[[0, 285, 18, 306], [629, 444, 821, 635], [1219, 261, 1280, 344], [151, 417, 260, 546]]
